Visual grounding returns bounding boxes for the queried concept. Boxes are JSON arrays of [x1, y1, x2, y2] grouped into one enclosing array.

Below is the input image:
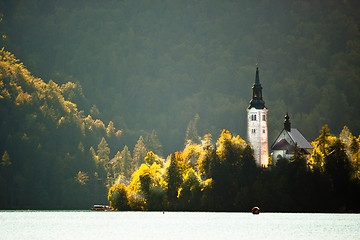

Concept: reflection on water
[[1, 211, 359, 240]]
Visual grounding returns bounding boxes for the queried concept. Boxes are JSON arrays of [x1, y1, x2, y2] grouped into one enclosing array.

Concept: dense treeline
[[1, 0, 360, 153], [108, 127, 360, 212], [0, 49, 162, 209]]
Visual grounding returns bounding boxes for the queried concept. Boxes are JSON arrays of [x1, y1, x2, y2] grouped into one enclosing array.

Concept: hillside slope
[[0, 49, 122, 209]]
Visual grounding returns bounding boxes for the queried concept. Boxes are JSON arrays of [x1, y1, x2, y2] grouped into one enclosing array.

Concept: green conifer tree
[[120, 145, 133, 179], [112, 151, 122, 178], [145, 130, 163, 156], [132, 136, 147, 172], [97, 137, 110, 163]]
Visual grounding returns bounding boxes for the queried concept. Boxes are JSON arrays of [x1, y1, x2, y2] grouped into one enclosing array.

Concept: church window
[[262, 115, 266, 121], [252, 129, 256, 133], [251, 114, 257, 121], [263, 129, 265, 133]]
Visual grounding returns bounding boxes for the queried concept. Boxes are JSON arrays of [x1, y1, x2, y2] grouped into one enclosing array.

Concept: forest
[[0, 0, 360, 210], [108, 126, 360, 212]]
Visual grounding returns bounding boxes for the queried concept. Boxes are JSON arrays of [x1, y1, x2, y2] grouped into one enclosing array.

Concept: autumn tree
[[198, 134, 216, 179], [106, 121, 115, 138], [128, 163, 166, 210], [166, 152, 184, 208], [212, 130, 249, 210], [315, 124, 334, 154], [182, 143, 202, 169], [144, 151, 164, 167], [350, 135, 360, 178], [108, 183, 130, 211], [310, 124, 336, 172], [177, 168, 203, 210], [309, 148, 325, 172]]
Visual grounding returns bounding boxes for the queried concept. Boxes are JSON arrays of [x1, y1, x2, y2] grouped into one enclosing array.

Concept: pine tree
[[112, 151, 122, 178], [97, 137, 110, 163], [145, 130, 163, 156], [106, 121, 115, 138], [132, 136, 147, 172], [120, 145, 133, 179], [315, 124, 333, 154]]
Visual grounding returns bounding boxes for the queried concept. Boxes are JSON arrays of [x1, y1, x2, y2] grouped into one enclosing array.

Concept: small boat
[[91, 205, 114, 211], [252, 206, 260, 214]]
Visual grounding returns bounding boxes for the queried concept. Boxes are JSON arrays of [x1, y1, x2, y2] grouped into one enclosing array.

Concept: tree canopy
[[108, 127, 360, 212]]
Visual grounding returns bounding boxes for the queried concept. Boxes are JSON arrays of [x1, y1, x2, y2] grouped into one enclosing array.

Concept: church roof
[[271, 113, 313, 150], [287, 128, 314, 149], [272, 139, 295, 154]]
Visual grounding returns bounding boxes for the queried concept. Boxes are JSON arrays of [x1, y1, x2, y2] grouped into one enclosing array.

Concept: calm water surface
[[1, 211, 359, 240]]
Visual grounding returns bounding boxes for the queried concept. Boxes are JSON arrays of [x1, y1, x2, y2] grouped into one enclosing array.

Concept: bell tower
[[247, 65, 268, 167]]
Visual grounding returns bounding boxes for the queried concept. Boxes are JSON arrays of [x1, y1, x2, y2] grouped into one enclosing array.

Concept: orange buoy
[[252, 207, 260, 214]]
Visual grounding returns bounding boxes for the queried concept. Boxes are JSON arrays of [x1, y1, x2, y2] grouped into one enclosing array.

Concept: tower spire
[[248, 65, 265, 109]]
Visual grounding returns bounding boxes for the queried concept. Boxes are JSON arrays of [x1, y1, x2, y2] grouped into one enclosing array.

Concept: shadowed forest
[[1, 0, 360, 210]]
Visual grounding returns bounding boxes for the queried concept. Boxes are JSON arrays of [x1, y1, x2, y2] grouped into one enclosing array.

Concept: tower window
[[263, 129, 265, 133], [251, 114, 257, 121], [262, 115, 266, 121], [252, 129, 256, 133]]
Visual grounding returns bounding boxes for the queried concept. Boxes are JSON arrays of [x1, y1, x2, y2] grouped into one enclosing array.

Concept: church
[[246, 66, 313, 167], [270, 113, 313, 165]]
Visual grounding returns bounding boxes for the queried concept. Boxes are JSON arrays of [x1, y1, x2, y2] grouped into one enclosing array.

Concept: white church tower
[[247, 65, 268, 167]]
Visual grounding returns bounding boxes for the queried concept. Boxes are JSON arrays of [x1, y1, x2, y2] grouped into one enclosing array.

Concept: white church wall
[[247, 107, 268, 167]]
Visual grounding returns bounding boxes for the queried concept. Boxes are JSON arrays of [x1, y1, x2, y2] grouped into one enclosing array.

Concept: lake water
[[1, 211, 359, 240]]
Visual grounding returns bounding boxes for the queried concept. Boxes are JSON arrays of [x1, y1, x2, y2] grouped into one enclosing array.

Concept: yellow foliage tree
[[128, 162, 166, 210], [350, 135, 360, 179], [108, 183, 130, 210], [144, 151, 164, 167], [216, 129, 246, 161], [182, 143, 202, 169]]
